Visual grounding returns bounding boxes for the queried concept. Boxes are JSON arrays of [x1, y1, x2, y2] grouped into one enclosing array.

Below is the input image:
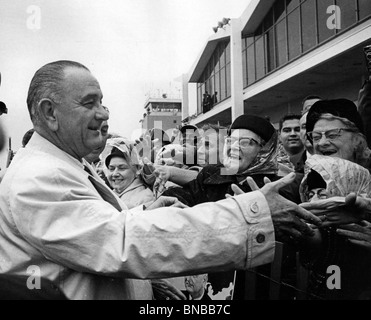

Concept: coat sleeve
[[10, 164, 275, 280]]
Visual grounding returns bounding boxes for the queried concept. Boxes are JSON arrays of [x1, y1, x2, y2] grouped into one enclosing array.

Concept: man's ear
[[38, 98, 58, 131]]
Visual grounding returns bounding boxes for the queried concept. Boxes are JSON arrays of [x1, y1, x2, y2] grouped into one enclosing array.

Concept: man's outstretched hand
[[145, 196, 188, 210], [230, 173, 322, 242]]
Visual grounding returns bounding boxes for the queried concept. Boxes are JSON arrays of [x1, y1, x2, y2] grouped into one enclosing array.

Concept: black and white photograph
[[0, 0, 371, 306]]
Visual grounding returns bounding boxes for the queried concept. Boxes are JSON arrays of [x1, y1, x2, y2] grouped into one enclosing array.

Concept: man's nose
[[96, 104, 109, 121], [289, 129, 298, 135]]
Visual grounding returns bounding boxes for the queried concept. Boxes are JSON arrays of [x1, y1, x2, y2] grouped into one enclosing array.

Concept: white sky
[[0, 0, 249, 166]]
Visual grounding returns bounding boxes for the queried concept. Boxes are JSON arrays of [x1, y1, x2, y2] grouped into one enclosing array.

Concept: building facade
[[184, 0, 371, 128], [141, 96, 182, 134]]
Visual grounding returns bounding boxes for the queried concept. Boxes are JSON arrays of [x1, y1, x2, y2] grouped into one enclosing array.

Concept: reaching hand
[[228, 173, 322, 242], [145, 196, 188, 210], [300, 193, 371, 227], [337, 221, 371, 251], [236, 173, 322, 242], [344, 193, 371, 222], [151, 279, 187, 300], [153, 166, 169, 199]]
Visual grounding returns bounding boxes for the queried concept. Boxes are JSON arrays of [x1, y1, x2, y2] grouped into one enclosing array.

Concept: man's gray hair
[[27, 60, 89, 125]]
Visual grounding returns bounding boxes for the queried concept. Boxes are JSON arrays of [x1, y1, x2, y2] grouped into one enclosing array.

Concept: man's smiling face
[[54, 67, 109, 160]]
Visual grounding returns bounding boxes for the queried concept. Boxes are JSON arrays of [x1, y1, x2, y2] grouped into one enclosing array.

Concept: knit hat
[[306, 99, 364, 134], [228, 114, 276, 143]]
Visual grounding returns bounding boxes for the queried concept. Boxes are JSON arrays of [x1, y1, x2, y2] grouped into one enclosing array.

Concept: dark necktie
[[84, 165, 123, 212]]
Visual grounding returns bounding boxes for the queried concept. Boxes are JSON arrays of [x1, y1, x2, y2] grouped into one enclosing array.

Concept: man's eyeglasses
[[225, 136, 262, 148], [306, 128, 356, 142]]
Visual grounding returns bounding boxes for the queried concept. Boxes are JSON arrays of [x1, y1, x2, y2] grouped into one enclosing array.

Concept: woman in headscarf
[[104, 137, 154, 209], [103, 138, 155, 300], [162, 114, 300, 206], [298, 154, 371, 299], [104, 138, 189, 301], [162, 115, 301, 300]]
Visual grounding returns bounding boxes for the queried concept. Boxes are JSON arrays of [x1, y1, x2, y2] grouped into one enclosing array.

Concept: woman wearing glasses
[[161, 114, 302, 300], [162, 114, 301, 207], [299, 99, 371, 299], [305, 99, 371, 170]]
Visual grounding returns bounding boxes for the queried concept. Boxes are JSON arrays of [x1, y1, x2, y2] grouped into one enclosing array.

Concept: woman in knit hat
[[161, 114, 300, 300], [306, 99, 371, 170], [162, 114, 290, 206]]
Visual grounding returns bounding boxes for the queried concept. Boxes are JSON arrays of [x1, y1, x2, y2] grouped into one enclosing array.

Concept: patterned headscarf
[[103, 137, 142, 173], [222, 131, 279, 183], [299, 154, 371, 202]]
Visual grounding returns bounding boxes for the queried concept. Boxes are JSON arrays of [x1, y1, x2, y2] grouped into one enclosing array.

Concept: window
[[242, 49, 248, 87], [215, 71, 221, 103], [255, 36, 265, 80], [220, 67, 226, 101], [220, 45, 226, 68], [226, 63, 231, 98], [247, 44, 256, 85], [197, 85, 202, 115], [358, 0, 371, 20], [275, 18, 287, 67], [274, 0, 286, 22], [264, 8, 274, 31], [266, 28, 276, 72], [287, 8, 301, 60], [240, 0, 370, 89], [287, 0, 300, 13], [317, 0, 336, 43], [336, 0, 357, 30], [225, 42, 231, 64], [214, 46, 220, 71], [301, 0, 317, 52]]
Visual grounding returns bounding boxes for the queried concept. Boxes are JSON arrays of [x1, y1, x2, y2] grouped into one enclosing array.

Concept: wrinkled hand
[[151, 279, 187, 300], [337, 221, 371, 251], [145, 196, 188, 210], [154, 165, 171, 183], [344, 193, 371, 222], [235, 173, 322, 242], [300, 193, 371, 227], [152, 165, 170, 199], [227, 173, 321, 241]]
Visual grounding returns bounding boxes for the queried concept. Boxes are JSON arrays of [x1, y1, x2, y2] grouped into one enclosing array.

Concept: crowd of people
[[0, 54, 370, 300]]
